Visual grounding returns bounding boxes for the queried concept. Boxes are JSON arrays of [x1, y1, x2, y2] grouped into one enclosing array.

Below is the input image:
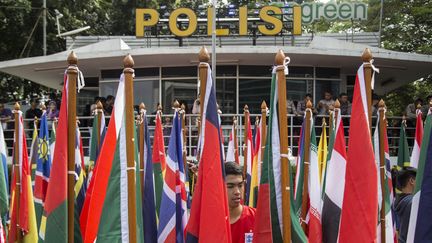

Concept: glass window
[[135, 67, 159, 77], [216, 66, 236, 77], [289, 66, 313, 78], [239, 78, 271, 114], [239, 65, 272, 77], [99, 82, 118, 98], [162, 79, 197, 114], [162, 66, 196, 78], [315, 80, 340, 103], [316, 67, 340, 79], [216, 78, 236, 114], [287, 79, 308, 102]]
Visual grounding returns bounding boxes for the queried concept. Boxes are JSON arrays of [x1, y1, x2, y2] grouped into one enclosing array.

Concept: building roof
[[0, 33, 431, 94]]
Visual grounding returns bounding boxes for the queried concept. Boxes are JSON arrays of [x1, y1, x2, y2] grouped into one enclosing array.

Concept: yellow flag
[[318, 119, 328, 185]]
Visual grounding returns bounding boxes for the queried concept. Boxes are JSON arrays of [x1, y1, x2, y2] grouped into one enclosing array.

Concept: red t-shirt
[[231, 206, 256, 243]]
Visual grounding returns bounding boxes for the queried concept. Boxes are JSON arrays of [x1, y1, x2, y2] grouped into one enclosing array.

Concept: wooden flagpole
[[275, 50, 291, 242], [139, 102, 145, 200], [301, 100, 313, 233], [66, 51, 77, 243], [260, 101, 267, 163], [378, 99, 386, 243], [13, 102, 22, 241], [198, 47, 210, 122], [362, 48, 373, 130], [123, 54, 137, 243]]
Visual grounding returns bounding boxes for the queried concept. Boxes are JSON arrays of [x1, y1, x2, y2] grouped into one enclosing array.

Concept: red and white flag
[[411, 109, 423, 168]]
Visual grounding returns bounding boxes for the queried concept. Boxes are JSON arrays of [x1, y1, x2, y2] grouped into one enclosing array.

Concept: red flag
[[339, 64, 378, 242]]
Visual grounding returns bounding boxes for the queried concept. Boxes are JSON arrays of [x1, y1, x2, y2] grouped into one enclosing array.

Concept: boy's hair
[[225, 162, 244, 178], [396, 167, 417, 190]]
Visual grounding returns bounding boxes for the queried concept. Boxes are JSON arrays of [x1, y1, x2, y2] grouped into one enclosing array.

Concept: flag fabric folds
[[321, 110, 347, 243], [226, 124, 239, 163], [407, 108, 432, 242], [75, 127, 87, 215], [0, 122, 8, 241], [81, 73, 144, 243], [8, 110, 38, 243], [152, 112, 166, 215], [253, 70, 306, 243], [141, 111, 158, 243], [248, 118, 261, 207], [158, 110, 188, 242], [34, 111, 52, 231], [397, 121, 410, 169], [317, 119, 327, 186], [339, 63, 378, 242], [244, 117, 254, 206], [185, 63, 231, 242], [411, 109, 423, 169], [87, 111, 106, 185]]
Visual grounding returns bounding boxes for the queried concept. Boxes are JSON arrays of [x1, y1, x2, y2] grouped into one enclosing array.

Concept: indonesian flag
[[410, 109, 423, 168], [226, 124, 239, 163], [8, 110, 38, 243], [339, 63, 378, 242], [244, 117, 255, 205], [321, 109, 347, 243]]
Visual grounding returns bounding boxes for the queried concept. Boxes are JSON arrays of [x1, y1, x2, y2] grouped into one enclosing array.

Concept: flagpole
[[181, 104, 188, 175], [123, 54, 137, 243], [13, 102, 22, 242], [301, 100, 312, 233], [260, 101, 267, 163], [66, 51, 77, 243], [275, 50, 291, 242], [243, 105, 249, 182], [199, 47, 210, 122], [362, 48, 373, 130], [139, 102, 146, 200], [378, 99, 386, 243]]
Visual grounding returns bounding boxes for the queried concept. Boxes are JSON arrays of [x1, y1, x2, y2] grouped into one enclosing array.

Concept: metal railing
[[2, 114, 415, 160]]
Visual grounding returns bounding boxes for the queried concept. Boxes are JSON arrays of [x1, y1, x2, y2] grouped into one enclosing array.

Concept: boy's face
[[226, 174, 244, 209]]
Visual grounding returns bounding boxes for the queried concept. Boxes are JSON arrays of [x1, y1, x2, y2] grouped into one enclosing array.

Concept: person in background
[[393, 167, 417, 243], [338, 93, 352, 116], [286, 98, 298, 116], [421, 95, 432, 118], [25, 99, 42, 130], [405, 98, 423, 120], [192, 94, 200, 115], [0, 103, 12, 131], [371, 94, 380, 117], [47, 101, 59, 120], [297, 93, 316, 116], [317, 91, 335, 115], [225, 162, 256, 243], [104, 95, 115, 115]]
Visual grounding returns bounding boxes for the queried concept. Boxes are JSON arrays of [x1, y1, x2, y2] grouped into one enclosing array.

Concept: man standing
[[25, 99, 42, 129], [225, 162, 256, 243], [317, 91, 335, 115], [338, 93, 352, 115], [394, 167, 417, 243]]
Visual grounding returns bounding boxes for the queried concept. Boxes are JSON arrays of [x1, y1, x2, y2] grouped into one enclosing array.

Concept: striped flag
[[244, 117, 254, 205], [411, 109, 423, 169], [29, 121, 38, 183], [321, 109, 347, 243], [226, 124, 239, 163], [75, 126, 87, 215], [248, 118, 261, 207], [153, 112, 166, 215], [339, 63, 378, 242], [49, 121, 56, 157], [87, 111, 106, 185], [81, 73, 144, 242], [34, 111, 52, 231], [185, 63, 231, 242], [0, 123, 8, 239], [158, 110, 188, 242], [8, 110, 38, 243], [141, 110, 158, 243], [0, 214, 5, 243], [406, 108, 432, 242], [317, 120, 327, 186], [397, 121, 410, 169], [253, 71, 307, 243], [293, 122, 305, 216], [373, 112, 396, 242]]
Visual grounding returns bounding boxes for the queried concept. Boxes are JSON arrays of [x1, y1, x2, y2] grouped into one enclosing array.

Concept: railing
[[2, 114, 415, 161]]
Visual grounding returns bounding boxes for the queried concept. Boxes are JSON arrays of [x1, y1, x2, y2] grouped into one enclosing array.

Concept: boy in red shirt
[[225, 162, 256, 243]]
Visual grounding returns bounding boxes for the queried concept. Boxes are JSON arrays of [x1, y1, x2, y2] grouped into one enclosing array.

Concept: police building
[[0, 1, 431, 116]]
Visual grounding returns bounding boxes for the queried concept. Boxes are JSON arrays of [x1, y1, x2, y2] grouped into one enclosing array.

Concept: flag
[[317, 119, 327, 186], [0, 123, 8, 238], [87, 111, 106, 185], [307, 121, 323, 243], [339, 63, 378, 242], [29, 121, 38, 183], [411, 109, 423, 169], [293, 122, 305, 215], [8, 110, 38, 243], [49, 121, 56, 157], [75, 126, 87, 215], [406, 109, 432, 242], [397, 121, 410, 169], [153, 112, 166, 215], [81, 73, 144, 243], [34, 111, 52, 231], [185, 63, 231, 242], [0, 214, 5, 243], [158, 110, 188, 242], [373, 112, 396, 243], [226, 124, 239, 163], [253, 71, 307, 243], [248, 118, 261, 207], [141, 111, 158, 243], [321, 110, 347, 243], [244, 116, 254, 205]]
